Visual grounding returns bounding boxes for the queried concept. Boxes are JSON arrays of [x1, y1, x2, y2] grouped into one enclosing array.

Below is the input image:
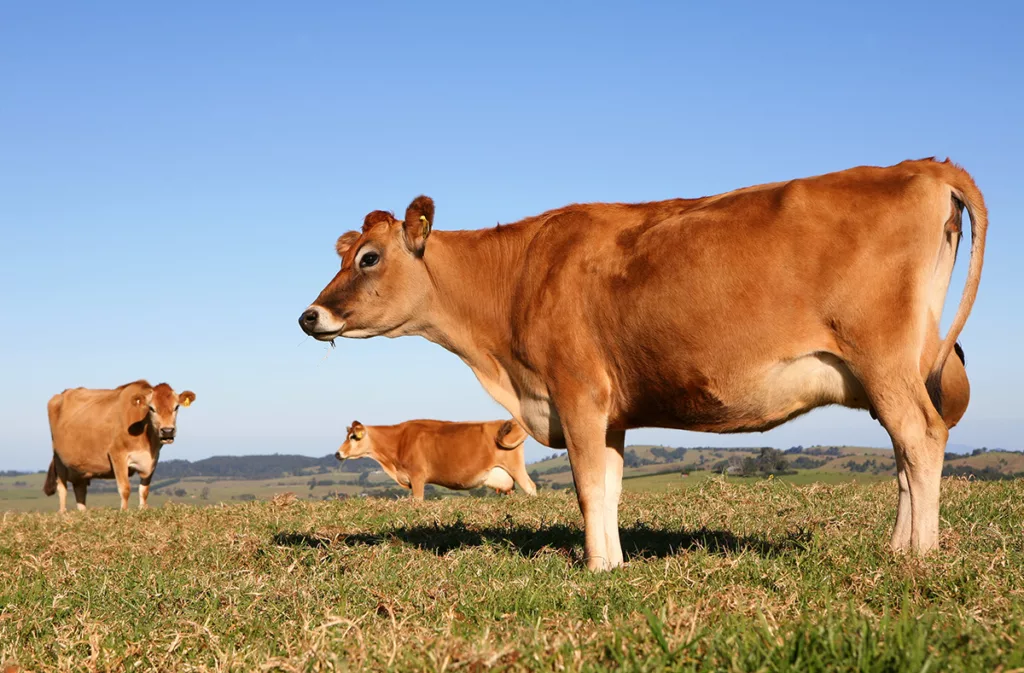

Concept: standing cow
[[45, 380, 196, 512], [338, 419, 537, 499], [299, 158, 985, 571]]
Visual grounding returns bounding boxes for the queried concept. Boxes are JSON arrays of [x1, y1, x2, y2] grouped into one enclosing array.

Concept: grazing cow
[[299, 158, 985, 570], [44, 381, 196, 512], [337, 419, 537, 499]]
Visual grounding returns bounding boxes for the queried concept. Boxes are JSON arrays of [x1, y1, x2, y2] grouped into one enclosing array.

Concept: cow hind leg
[[862, 368, 948, 553], [891, 450, 913, 551]]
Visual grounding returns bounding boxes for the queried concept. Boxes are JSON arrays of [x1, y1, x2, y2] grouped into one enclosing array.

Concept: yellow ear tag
[[354, 429, 365, 440], [181, 398, 191, 408], [419, 215, 431, 237]]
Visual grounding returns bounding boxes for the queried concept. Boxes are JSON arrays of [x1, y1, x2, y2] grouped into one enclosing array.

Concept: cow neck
[[144, 421, 162, 456], [417, 226, 532, 371], [365, 427, 403, 482]]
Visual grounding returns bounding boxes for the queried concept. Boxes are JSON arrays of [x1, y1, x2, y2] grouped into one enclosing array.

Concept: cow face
[[299, 196, 435, 341], [337, 421, 370, 460], [148, 383, 196, 445]]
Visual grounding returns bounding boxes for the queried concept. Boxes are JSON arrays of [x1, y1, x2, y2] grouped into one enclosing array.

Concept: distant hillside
[[7, 445, 1021, 483], [148, 445, 1021, 483], [527, 444, 1024, 489], [154, 454, 379, 480]]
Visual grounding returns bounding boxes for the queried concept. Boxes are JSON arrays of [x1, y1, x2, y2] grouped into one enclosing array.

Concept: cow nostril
[[301, 309, 319, 325]]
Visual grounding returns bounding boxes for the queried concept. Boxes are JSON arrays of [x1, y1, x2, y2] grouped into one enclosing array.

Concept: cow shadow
[[272, 521, 807, 561]]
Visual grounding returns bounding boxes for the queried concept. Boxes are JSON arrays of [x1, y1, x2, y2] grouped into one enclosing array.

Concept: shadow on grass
[[273, 520, 808, 560]]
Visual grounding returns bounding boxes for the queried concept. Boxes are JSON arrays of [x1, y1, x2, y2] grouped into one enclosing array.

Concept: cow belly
[[482, 467, 515, 493], [622, 352, 869, 433], [57, 451, 113, 480], [720, 353, 869, 432]]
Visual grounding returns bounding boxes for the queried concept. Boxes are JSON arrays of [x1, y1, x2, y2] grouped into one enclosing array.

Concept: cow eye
[[359, 251, 380, 268]]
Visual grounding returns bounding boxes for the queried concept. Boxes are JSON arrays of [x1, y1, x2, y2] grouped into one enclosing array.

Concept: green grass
[[0, 471, 400, 513], [2, 477, 1023, 671]]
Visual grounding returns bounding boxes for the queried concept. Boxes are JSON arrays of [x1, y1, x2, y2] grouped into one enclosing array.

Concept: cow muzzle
[[159, 427, 176, 443], [298, 306, 345, 341]]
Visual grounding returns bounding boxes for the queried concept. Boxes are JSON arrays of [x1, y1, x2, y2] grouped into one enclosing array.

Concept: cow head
[[298, 196, 435, 340], [124, 383, 156, 433], [337, 421, 370, 460], [144, 383, 196, 445]]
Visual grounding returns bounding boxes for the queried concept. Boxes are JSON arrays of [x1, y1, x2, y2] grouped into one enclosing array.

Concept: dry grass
[[1, 477, 1022, 671]]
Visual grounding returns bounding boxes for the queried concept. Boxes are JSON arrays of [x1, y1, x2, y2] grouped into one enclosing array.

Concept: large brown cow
[[299, 158, 986, 570], [338, 419, 537, 499], [44, 381, 196, 512]]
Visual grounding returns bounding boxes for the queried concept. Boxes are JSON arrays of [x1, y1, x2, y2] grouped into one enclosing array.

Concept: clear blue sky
[[2, 2, 1022, 471]]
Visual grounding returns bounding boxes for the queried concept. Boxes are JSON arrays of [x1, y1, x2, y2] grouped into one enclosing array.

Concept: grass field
[[0, 464, 889, 514], [0, 471, 400, 513], [2, 477, 1022, 671]]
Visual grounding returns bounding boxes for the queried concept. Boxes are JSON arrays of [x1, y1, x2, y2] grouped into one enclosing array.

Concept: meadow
[[1, 477, 1022, 671]]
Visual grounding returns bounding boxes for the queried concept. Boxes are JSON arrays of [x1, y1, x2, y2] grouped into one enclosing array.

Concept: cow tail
[[927, 164, 987, 403], [43, 459, 57, 496]]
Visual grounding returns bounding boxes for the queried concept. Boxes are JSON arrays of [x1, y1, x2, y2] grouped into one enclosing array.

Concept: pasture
[[2, 477, 1022, 671], [0, 444, 905, 513]]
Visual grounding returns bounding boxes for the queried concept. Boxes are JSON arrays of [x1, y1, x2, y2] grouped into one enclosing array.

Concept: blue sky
[[2, 2, 1022, 471]]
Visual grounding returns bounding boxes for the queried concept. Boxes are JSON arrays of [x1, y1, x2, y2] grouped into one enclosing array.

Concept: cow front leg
[[110, 455, 132, 511], [604, 430, 626, 568], [139, 474, 152, 509], [410, 476, 426, 501], [72, 481, 88, 512], [558, 402, 614, 572]]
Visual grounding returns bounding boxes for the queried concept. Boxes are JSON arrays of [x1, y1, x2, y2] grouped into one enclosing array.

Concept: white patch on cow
[[483, 466, 515, 492], [755, 353, 869, 421], [305, 304, 346, 340], [126, 450, 155, 477]]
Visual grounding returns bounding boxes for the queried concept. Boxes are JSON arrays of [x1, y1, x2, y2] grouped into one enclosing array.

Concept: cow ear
[[402, 196, 434, 255], [351, 421, 366, 440], [362, 210, 395, 233], [178, 391, 196, 408], [495, 420, 528, 449], [127, 387, 154, 426], [336, 231, 360, 260]]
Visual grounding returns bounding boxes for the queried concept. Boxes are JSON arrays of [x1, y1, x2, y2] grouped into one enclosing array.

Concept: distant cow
[[337, 419, 537, 499], [44, 381, 196, 512], [300, 158, 986, 570]]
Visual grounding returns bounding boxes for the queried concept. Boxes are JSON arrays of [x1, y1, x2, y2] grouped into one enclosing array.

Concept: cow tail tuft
[[43, 459, 57, 496]]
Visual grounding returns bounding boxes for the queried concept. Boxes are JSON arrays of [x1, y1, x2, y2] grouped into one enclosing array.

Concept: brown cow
[[338, 419, 537, 499], [299, 158, 986, 570], [44, 381, 196, 512]]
